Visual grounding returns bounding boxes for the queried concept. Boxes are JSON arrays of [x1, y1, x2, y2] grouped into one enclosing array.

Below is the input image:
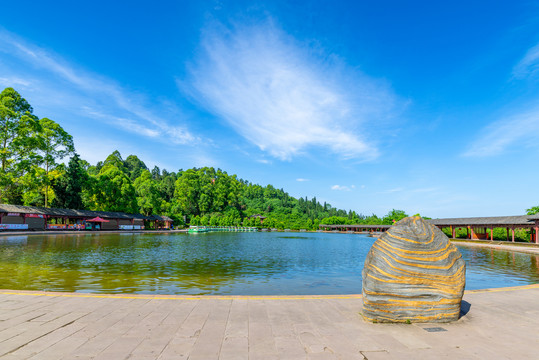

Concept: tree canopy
[[0, 86, 429, 229]]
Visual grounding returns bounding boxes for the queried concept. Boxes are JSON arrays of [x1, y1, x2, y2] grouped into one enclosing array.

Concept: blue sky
[[1, 0, 538, 218]]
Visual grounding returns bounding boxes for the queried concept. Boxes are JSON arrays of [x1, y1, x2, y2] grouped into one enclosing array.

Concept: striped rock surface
[[362, 216, 466, 323]]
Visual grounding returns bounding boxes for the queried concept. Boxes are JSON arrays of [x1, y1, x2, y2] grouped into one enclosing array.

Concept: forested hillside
[[1, 87, 412, 228]]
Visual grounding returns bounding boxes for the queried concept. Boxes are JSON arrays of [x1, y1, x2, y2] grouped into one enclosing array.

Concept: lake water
[[0, 232, 537, 295]]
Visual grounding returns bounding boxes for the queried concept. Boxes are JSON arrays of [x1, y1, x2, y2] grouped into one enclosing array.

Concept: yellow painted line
[[0, 290, 362, 301], [0, 284, 537, 300], [463, 283, 539, 294]]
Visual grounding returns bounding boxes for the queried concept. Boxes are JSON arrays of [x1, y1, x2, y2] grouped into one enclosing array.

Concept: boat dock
[[187, 226, 258, 233]]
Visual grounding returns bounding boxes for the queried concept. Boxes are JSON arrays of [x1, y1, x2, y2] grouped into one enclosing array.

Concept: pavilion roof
[[429, 215, 538, 226], [0, 203, 163, 221], [147, 214, 173, 221], [320, 215, 539, 229]]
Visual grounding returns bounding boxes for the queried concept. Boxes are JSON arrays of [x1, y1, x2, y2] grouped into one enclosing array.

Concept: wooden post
[[535, 222, 539, 244], [490, 226, 493, 241], [506, 227, 509, 241], [512, 226, 515, 242], [466, 226, 470, 239]]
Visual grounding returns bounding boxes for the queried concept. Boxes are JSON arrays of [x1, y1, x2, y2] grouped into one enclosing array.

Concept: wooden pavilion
[[319, 215, 539, 243], [0, 204, 172, 231], [429, 215, 539, 243]]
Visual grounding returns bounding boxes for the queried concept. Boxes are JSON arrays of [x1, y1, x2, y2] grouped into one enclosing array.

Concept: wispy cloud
[[0, 76, 32, 87], [296, 178, 309, 182], [331, 184, 355, 191], [183, 20, 400, 161], [383, 187, 404, 194], [463, 41, 539, 158], [513, 42, 539, 79], [0, 29, 196, 146], [463, 105, 539, 157], [411, 187, 438, 193]]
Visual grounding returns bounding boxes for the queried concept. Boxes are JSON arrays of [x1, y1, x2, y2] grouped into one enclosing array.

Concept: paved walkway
[[0, 285, 538, 359]]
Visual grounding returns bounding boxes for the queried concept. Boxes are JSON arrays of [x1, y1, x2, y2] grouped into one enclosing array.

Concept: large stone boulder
[[362, 216, 466, 323]]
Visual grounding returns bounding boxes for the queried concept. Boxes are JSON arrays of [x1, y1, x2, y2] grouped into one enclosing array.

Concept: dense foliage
[[5, 87, 534, 238], [0, 87, 415, 229]]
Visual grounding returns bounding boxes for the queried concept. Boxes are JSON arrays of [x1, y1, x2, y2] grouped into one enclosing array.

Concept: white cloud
[[184, 21, 400, 161], [0, 29, 196, 146], [513, 42, 539, 79], [463, 105, 539, 157], [296, 178, 309, 182], [411, 187, 438, 193], [0, 76, 32, 87], [331, 184, 354, 191], [384, 187, 404, 193]]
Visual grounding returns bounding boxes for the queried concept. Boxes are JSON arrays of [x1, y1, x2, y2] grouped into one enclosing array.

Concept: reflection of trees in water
[[459, 246, 539, 282], [0, 234, 537, 294], [0, 233, 290, 294]]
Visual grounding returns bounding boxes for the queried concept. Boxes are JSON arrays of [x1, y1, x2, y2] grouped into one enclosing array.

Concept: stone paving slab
[[0, 285, 537, 359]]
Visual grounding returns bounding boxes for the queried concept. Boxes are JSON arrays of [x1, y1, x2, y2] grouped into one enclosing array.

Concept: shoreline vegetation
[[0, 87, 420, 231], [2, 87, 539, 242]]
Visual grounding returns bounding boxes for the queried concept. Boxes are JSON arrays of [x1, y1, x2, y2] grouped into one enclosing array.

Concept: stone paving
[[0, 285, 537, 359]]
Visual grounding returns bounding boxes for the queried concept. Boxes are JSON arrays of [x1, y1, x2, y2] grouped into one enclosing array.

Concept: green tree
[[526, 206, 539, 215], [125, 155, 148, 181], [86, 165, 137, 213], [0, 87, 34, 171], [103, 150, 127, 173], [174, 168, 202, 215], [133, 170, 162, 215], [0, 87, 40, 203], [52, 153, 88, 209], [36, 117, 75, 207], [382, 209, 408, 224]]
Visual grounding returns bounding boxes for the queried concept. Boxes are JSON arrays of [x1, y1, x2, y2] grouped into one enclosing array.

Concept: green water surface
[[0, 232, 537, 295]]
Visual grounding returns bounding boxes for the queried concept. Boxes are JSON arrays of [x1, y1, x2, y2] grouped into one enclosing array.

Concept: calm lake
[[0, 232, 537, 295]]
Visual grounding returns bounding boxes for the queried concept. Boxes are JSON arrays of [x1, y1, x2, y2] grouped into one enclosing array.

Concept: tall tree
[[151, 166, 161, 180], [133, 170, 162, 215], [124, 154, 148, 181], [0, 87, 33, 172], [0, 88, 42, 203], [52, 153, 88, 209], [103, 150, 126, 173], [36, 118, 75, 207], [86, 164, 138, 213]]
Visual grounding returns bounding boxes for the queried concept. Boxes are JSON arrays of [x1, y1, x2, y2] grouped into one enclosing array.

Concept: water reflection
[[457, 245, 539, 289], [0, 232, 537, 295]]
